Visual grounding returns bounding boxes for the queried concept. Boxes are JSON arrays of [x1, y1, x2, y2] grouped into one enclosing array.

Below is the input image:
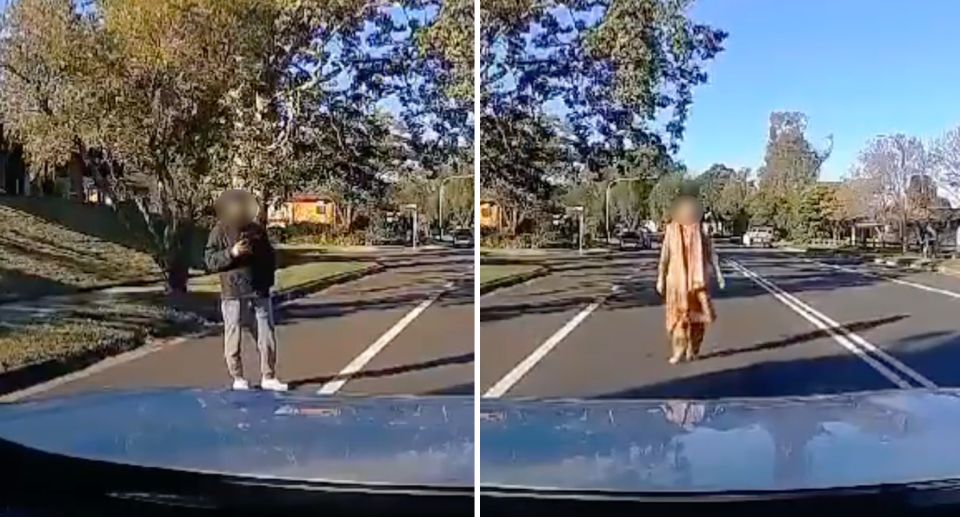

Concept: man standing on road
[[205, 189, 288, 391]]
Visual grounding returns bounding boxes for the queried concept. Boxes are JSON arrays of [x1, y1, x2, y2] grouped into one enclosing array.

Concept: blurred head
[[215, 189, 259, 225], [671, 195, 703, 225]]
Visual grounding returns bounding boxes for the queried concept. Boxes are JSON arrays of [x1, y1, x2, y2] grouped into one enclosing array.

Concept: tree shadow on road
[[425, 383, 474, 395], [286, 352, 474, 389], [479, 250, 919, 324], [278, 292, 437, 322], [479, 263, 633, 323], [480, 295, 599, 323], [277, 282, 472, 326], [595, 329, 960, 400], [699, 315, 908, 360]]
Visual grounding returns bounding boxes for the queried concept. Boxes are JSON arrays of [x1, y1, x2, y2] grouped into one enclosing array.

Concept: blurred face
[[672, 197, 702, 225], [222, 193, 258, 224], [224, 199, 248, 223]]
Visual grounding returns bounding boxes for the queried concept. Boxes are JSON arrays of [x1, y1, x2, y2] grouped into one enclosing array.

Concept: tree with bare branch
[[930, 125, 960, 204], [850, 134, 930, 253]]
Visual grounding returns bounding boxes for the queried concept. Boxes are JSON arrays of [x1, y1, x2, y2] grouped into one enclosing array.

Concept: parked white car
[[743, 226, 774, 248]]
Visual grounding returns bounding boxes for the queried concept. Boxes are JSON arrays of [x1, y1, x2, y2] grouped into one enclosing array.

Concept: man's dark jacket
[[204, 220, 276, 299]]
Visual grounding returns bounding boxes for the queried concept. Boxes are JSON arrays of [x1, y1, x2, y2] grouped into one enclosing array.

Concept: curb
[[0, 262, 384, 401], [479, 266, 550, 296], [480, 249, 611, 259], [0, 274, 167, 306], [271, 263, 384, 304], [938, 266, 960, 278], [784, 246, 948, 274], [870, 257, 938, 272], [280, 245, 455, 254]]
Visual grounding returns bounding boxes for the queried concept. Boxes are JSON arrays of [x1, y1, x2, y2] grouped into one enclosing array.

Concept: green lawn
[[479, 264, 542, 285], [277, 244, 381, 252], [0, 295, 207, 377], [0, 197, 161, 301], [0, 260, 374, 380], [0, 198, 379, 384], [189, 261, 371, 293]]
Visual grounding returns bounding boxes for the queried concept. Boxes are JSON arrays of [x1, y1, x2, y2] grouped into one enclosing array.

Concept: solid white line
[[316, 287, 447, 395], [806, 258, 960, 300], [483, 291, 611, 399], [728, 260, 936, 389]]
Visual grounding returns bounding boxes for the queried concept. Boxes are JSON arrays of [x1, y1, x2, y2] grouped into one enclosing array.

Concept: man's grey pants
[[221, 296, 277, 380]]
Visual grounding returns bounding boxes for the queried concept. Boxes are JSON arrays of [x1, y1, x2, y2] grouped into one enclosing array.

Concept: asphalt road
[[30, 251, 474, 399], [479, 245, 960, 400]]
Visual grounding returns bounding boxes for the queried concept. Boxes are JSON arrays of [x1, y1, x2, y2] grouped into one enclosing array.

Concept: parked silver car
[[618, 230, 651, 251], [452, 228, 474, 248]]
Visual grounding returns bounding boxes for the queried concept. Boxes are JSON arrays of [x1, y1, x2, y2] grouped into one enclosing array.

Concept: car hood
[[0, 389, 473, 487], [480, 389, 960, 493]]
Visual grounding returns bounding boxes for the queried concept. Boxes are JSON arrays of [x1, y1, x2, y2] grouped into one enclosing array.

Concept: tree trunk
[[164, 221, 192, 293], [901, 215, 908, 254], [257, 186, 269, 227]]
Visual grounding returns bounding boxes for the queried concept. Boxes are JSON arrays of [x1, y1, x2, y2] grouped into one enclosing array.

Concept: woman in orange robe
[[656, 195, 725, 364]]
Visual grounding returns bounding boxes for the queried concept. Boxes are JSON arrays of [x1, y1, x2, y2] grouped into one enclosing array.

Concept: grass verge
[[0, 260, 380, 396], [479, 264, 548, 295], [0, 297, 208, 396], [189, 261, 373, 293], [0, 198, 161, 301]]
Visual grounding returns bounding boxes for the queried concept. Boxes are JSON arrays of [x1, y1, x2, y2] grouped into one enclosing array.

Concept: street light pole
[[578, 209, 584, 255], [404, 203, 418, 249], [570, 206, 585, 256], [439, 174, 474, 241]]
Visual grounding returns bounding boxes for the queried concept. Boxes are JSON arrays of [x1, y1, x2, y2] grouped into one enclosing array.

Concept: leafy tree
[[480, 0, 727, 234], [755, 111, 832, 238], [389, 155, 474, 232], [417, 0, 473, 102], [0, 0, 471, 288], [298, 108, 402, 231], [480, 109, 562, 234], [648, 171, 687, 223], [793, 183, 835, 243], [714, 167, 751, 234], [697, 163, 736, 221], [828, 178, 871, 232], [602, 146, 680, 233], [0, 0, 267, 290], [748, 188, 778, 227]]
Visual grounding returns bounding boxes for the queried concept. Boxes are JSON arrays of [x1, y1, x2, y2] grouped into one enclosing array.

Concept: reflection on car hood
[[0, 389, 473, 487], [480, 389, 960, 493]]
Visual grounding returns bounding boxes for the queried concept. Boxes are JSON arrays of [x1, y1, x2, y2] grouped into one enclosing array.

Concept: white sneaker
[[261, 377, 289, 392], [232, 378, 251, 390]]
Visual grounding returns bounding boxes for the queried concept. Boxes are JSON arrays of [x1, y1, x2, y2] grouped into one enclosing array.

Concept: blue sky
[[680, 0, 960, 180]]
